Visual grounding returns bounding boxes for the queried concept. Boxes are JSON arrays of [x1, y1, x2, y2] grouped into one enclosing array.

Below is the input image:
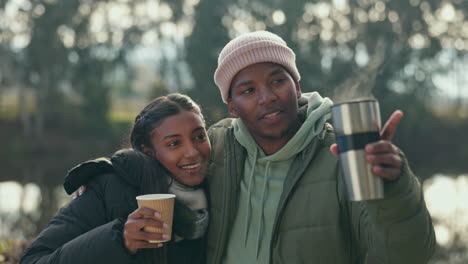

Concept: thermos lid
[[331, 99, 381, 135]]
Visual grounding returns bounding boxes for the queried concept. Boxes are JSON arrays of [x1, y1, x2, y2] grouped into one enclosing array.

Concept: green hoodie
[[223, 92, 333, 263]]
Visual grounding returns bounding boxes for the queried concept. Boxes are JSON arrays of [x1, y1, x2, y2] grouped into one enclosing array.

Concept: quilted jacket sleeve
[[19, 173, 141, 264], [346, 153, 436, 263]]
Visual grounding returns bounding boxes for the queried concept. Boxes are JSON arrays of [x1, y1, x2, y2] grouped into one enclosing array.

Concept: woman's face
[[148, 110, 211, 186]]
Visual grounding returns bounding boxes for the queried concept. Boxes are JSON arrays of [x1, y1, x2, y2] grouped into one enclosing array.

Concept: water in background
[[423, 174, 468, 263], [1, 174, 467, 262], [0, 182, 71, 239]]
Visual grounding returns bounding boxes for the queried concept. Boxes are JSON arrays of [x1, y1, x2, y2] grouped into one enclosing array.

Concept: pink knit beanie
[[214, 31, 301, 103]]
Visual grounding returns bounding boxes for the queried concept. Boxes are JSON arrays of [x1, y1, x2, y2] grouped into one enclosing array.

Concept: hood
[[233, 91, 332, 161], [63, 149, 154, 194]]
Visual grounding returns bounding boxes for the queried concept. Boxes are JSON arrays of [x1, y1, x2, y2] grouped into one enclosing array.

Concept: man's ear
[[227, 98, 239, 118], [295, 81, 302, 99]]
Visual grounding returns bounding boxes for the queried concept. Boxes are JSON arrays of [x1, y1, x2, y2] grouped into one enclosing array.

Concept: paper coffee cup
[[136, 194, 175, 243]]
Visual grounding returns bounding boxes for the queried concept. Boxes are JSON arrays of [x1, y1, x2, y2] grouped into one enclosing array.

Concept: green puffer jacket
[[206, 115, 435, 263], [20, 149, 204, 264]]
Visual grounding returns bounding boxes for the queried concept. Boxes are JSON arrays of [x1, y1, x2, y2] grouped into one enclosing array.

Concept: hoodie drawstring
[[256, 161, 271, 258], [244, 149, 258, 245]]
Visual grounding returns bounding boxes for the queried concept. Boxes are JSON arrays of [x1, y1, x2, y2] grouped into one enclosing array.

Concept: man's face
[[228, 62, 301, 142]]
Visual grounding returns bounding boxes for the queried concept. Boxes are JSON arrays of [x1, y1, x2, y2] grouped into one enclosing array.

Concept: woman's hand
[[123, 207, 168, 254]]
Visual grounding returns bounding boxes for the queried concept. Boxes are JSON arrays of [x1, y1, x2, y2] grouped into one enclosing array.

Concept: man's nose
[[258, 85, 277, 105]]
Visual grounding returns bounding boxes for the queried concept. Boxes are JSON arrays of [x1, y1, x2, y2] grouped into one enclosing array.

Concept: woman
[[20, 93, 211, 264]]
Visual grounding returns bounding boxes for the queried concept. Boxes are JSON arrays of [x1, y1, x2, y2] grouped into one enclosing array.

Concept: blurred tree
[[184, 0, 468, 178], [148, 79, 169, 99], [2, 1, 466, 176], [186, 0, 231, 124], [26, 0, 80, 137], [0, 0, 189, 135]]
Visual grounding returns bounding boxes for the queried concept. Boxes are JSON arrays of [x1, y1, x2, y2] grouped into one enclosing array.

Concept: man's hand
[[330, 110, 404, 182], [123, 207, 168, 254]]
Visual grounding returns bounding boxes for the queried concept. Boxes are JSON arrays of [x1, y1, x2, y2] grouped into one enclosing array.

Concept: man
[[206, 31, 435, 263]]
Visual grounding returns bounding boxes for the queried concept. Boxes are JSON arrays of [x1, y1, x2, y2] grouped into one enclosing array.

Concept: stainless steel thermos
[[331, 99, 384, 201]]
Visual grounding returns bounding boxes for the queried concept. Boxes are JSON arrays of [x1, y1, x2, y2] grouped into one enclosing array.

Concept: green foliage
[[80, 80, 112, 134], [0, 238, 29, 264], [1, 2, 468, 261], [0, 0, 466, 176], [183, 0, 468, 177], [3, 135, 28, 172], [148, 80, 170, 100], [186, 0, 231, 121], [109, 119, 134, 149]]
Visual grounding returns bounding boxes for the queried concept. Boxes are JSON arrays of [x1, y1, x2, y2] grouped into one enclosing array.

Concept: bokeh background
[[1, 0, 467, 263]]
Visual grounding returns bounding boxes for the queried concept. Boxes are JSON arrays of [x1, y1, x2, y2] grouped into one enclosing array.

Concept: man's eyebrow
[[233, 80, 254, 90], [269, 68, 283, 76], [232, 67, 284, 91]]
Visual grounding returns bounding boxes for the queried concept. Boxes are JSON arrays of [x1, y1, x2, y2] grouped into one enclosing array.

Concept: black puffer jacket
[[20, 149, 204, 264]]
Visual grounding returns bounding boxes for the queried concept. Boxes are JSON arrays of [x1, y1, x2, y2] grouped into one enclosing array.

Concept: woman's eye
[[167, 141, 180, 147], [195, 133, 207, 141]]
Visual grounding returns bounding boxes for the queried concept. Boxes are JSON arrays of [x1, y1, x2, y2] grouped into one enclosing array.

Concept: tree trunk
[[18, 84, 32, 137], [34, 70, 50, 138]]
